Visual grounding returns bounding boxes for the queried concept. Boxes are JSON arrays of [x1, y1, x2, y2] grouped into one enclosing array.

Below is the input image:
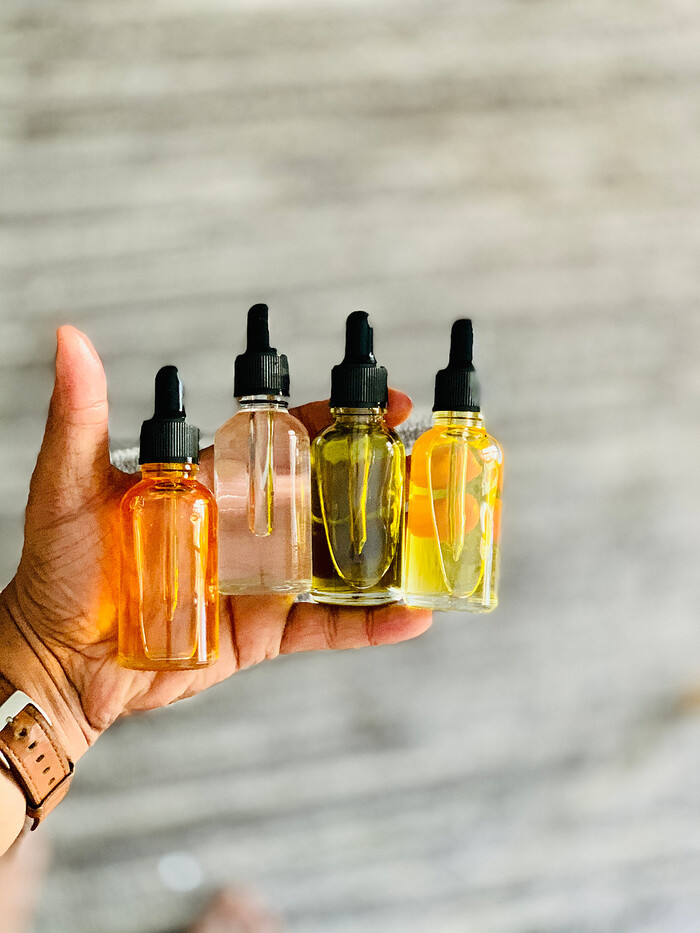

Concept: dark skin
[[0, 326, 431, 852]]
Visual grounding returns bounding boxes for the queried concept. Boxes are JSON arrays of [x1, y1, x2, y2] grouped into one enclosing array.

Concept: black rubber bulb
[[153, 365, 186, 419], [448, 319, 474, 368], [246, 303, 273, 353], [343, 311, 376, 364]]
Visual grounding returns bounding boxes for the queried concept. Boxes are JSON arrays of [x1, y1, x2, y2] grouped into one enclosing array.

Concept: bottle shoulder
[[411, 424, 503, 463], [276, 408, 310, 439], [187, 477, 217, 502], [121, 474, 216, 505], [215, 408, 310, 445], [313, 418, 404, 448]]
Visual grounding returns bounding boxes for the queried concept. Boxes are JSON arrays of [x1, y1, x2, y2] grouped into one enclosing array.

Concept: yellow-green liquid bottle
[[311, 312, 405, 606], [403, 320, 503, 612]]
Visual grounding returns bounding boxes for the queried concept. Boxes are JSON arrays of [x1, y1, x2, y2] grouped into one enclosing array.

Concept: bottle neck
[[330, 406, 387, 425], [237, 395, 288, 410], [432, 410, 484, 428], [140, 462, 199, 477]]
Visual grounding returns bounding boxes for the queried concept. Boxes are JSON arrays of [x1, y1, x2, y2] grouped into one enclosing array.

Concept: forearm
[[0, 582, 90, 765]]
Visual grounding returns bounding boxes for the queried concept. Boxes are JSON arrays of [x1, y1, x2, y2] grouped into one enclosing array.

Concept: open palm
[[0, 327, 431, 764]]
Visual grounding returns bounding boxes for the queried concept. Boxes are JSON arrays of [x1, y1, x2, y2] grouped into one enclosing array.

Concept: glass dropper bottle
[[311, 311, 405, 605], [118, 366, 219, 669], [214, 304, 312, 595], [403, 320, 503, 612]]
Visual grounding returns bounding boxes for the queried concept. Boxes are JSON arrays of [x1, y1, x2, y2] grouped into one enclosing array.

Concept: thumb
[[26, 326, 111, 529]]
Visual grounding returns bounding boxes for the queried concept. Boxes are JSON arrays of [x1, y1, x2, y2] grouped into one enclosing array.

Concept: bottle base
[[402, 592, 497, 613], [117, 655, 218, 671], [311, 588, 400, 607], [219, 580, 311, 597]]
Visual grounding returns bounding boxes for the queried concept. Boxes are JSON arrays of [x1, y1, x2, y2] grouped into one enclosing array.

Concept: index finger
[[279, 601, 432, 653], [291, 388, 413, 440]]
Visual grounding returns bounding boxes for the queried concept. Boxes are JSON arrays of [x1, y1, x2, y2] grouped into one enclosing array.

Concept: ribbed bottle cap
[[330, 311, 388, 408], [433, 319, 481, 412], [234, 304, 289, 397], [139, 366, 200, 464]]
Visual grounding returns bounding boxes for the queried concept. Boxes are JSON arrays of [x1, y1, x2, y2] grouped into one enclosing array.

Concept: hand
[[0, 327, 431, 770]]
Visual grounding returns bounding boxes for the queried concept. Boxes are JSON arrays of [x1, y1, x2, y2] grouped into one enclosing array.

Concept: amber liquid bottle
[[119, 366, 219, 670], [311, 312, 405, 605], [214, 304, 311, 595], [403, 320, 503, 612]]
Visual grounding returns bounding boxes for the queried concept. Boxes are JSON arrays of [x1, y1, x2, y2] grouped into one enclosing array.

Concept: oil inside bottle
[[403, 319, 503, 612], [403, 413, 502, 611], [312, 408, 404, 604]]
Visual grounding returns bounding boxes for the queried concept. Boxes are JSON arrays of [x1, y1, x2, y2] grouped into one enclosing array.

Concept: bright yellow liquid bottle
[[119, 367, 219, 670], [403, 321, 504, 612], [403, 413, 502, 611]]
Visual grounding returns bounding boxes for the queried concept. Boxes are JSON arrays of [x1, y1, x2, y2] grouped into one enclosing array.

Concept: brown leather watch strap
[[0, 675, 74, 830]]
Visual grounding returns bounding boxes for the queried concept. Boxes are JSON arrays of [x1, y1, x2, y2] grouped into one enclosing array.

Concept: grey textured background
[[2, 1, 700, 931]]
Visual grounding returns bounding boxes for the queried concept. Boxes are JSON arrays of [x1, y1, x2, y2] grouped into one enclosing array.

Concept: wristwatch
[[0, 675, 74, 830]]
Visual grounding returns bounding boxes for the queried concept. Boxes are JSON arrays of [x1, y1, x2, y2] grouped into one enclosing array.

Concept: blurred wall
[[3, 0, 698, 581], [2, 2, 700, 932]]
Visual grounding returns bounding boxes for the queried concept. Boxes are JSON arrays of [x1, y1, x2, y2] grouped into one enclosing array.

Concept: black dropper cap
[[330, 311, 388, 408], [433, 319, 481, 412], [139, 366, 200, 464], [234, 304, 289, 398]]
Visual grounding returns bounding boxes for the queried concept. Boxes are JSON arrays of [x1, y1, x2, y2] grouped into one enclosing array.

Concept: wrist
[[0, 766, 27, 850], [0, 581, 90, 766]]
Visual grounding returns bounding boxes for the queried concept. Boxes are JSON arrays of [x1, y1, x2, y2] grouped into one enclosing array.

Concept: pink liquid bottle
[[214, 305, 312, 595]]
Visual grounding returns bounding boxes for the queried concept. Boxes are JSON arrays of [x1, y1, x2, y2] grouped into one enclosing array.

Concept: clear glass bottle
[[311, 312, 405, 605], [119, 367, 219, 670], [403, 320, 503, 612], [215, 304, 311, 595]]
